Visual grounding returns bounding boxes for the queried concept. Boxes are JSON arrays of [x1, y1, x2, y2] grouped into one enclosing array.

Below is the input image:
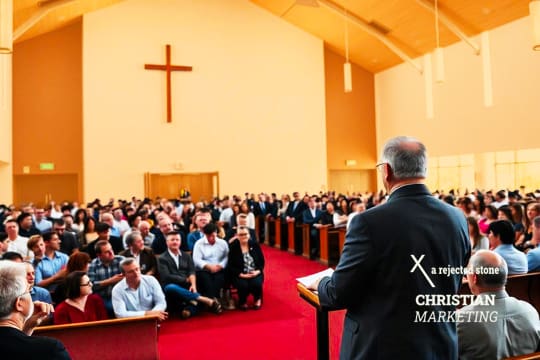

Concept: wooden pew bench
[[504, 352, 540, 360], [33, 315, 160, 360], [460, 271, 540, 313]]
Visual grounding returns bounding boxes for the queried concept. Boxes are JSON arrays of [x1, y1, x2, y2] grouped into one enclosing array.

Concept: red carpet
[[158, 245, 345, 359]]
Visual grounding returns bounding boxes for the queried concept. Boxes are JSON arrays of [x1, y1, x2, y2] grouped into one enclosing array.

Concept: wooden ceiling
[[13, 0, 124, 43], [12, 0, 531, 73]]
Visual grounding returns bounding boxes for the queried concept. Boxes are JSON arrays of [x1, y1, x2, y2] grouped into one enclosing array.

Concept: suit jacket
[[253, 201, 270, 217], [318, 184, 470, 360], [458, 290, 540, 360], [59, 231, 80, 255], [302, 208, 322, 226], [150, 229, 168, 255], [228, 239, 265, 278], [286, 201, 307, 223], [119, 247, 157, 275], [0, 326, 71, 360], [157, 250, 195, 288]]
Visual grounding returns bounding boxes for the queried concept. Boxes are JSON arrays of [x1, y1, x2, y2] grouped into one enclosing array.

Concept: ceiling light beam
[[416, 0, 480, 55]]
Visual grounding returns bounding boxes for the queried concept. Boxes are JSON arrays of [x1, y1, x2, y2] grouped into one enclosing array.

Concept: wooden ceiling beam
[[13, 0, 76, 41], [416, 0, 480, 55], [315, 0, 423, 74]]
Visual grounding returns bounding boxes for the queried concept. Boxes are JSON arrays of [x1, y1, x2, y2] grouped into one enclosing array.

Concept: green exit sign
[[39, 163, 55, 171]]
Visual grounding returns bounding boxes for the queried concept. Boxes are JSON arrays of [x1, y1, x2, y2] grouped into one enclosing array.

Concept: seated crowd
[[1, 188, 540, 357]]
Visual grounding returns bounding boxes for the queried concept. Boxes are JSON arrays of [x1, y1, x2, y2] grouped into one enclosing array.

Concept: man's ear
[[470, 273, 478, 286], [14, 295, 25, 313]]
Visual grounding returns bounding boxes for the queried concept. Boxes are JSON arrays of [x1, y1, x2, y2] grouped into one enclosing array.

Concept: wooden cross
[[144, 44, 192, 123]]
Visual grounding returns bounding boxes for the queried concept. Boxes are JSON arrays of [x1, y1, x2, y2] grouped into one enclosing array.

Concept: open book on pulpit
[[296, 268, 334, 288]]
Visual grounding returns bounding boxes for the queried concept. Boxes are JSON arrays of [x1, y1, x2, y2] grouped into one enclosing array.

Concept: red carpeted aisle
[[158, 245, 345, 360]]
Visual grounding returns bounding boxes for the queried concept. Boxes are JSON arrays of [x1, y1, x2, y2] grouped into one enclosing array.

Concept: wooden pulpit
[[297, 283, 331, 360]]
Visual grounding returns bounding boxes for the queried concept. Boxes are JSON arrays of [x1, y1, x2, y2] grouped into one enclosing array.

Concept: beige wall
[[324, 47, 377, 192], [0, 54, 12, 203], [12, 21, 83, 203], [83, 0, 327, 201], [375, 16, 540, 157]]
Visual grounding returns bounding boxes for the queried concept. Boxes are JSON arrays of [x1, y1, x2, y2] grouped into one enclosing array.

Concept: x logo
[[410, 254, 435, 288]]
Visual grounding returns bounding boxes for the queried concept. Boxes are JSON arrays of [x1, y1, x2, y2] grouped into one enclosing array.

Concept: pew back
[[460, 272, 540, 313], [33, 316, 159, 360]]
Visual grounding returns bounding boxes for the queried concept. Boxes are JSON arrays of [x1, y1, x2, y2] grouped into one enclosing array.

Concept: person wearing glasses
[[54, 271, 108, 324], [228, 226, 265, 310], [309, 136, 470, 359], [0, 261, 70, 359]]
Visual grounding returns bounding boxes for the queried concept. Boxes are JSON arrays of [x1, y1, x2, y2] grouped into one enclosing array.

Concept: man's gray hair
[[381, 136, 427, 179], [470, 250, 508, 288], [125, 231, 142, 247], [119, 257, 137, 273], [0, 262, 28, 319]]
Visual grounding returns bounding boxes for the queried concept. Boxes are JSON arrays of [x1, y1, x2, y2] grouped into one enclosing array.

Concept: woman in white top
[[239, 202, 256, 230], [467, 216, 489, 253]]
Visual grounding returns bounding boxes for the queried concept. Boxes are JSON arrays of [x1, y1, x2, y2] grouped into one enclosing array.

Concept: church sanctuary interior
[[1, 0, 540, 359], [1, 0, 539, 205]]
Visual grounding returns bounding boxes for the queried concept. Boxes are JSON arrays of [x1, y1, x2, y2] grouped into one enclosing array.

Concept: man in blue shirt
[[526, 216, 540, 271], [25, 262, 52, 304], [35, 231, 69, 291], [489, 220, 527, 274], [111, 258, 167, 320]]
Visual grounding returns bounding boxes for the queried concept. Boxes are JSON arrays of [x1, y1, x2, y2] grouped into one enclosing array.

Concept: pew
[[265, 217, 281, 249], [336, 227, 346, 254], [33, 315, 160, 360], [274, 217, 281, 249], [504, 352, 540, 360], [263, 217, 280, 247], [287, 220, 295, 253], [302, 223, 310, 258], [460, 271, 540, 313], [319, 225, 330, 265]]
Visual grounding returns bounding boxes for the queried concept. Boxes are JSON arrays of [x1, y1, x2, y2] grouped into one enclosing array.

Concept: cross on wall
[[144, 44, 192, 123]]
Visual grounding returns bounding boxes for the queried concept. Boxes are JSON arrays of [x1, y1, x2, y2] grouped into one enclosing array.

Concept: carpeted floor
[[158, 245, 345, 360]]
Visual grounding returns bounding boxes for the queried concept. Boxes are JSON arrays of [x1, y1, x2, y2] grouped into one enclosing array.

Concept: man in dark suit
[[286, 192, 307, 255], [253, 193, 270, 243], [302, 196, 323, 259], [119, 231, 157, 276], [0, 261, 71, 359], [157, 231, 222, 318], [53, 219, 80, 255], [310, 136, 470, 359]]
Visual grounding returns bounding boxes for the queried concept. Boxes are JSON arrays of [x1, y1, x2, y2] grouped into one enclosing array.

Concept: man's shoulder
[[216, 238, 229, 247], [504, 295, 540, 317], [33, 285, 51, 296], [112, 278, 128, 292], [55, 251, 69, 261], [141, 274, 160, 285], [158, 251, 173, 261], [528, 247, 540, 257], [0, 327, 68, 357]]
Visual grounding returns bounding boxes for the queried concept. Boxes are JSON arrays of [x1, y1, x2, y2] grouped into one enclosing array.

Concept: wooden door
[[145, 172, 218, 202], [13, 174, 79, 208]]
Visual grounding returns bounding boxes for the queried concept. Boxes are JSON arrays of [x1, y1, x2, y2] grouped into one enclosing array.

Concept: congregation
[[1, 187, 540, 358]]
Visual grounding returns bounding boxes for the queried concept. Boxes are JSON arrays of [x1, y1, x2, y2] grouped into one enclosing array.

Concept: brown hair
[[27, 234, 43, 250], [67, 252, 91, 273]]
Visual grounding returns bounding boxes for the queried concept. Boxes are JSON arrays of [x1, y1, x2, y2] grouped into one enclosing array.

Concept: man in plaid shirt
[[88, 240, 125, 317]]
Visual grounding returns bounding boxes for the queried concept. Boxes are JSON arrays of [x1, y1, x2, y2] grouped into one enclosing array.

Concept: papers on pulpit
[[296, 268, 334, 287]]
